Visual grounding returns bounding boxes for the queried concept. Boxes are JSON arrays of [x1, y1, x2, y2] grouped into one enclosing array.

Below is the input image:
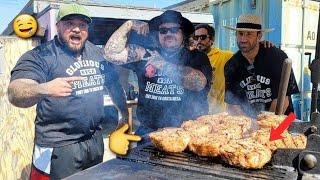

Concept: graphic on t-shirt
[[240, 74, 272, 104], [144, 69, 184, 101], [65, 59, 105, 95]]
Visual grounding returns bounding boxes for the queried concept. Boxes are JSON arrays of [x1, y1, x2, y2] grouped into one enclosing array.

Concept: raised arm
[[104, 20, 148, 65]]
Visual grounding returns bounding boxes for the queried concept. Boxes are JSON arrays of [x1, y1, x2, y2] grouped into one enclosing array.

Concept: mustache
[[164, 36, 176, 40], [196, 43, 205, 46]]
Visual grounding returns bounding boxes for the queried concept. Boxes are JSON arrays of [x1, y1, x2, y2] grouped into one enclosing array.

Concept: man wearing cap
[[224, 14, 299, 117], [8, 3, 128, 179], [104, 10, 212, 139]]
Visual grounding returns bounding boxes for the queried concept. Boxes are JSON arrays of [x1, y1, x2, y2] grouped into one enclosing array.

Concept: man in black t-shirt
[[7, 4, 128, 179], [224, 14, 299, 117], [104, 10, 212, 138]]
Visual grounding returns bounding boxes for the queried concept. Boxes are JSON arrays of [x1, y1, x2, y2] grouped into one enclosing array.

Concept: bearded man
[[104, 10, 212, 141], [224, 14, 299, 117], [7, 3, 128, 179]]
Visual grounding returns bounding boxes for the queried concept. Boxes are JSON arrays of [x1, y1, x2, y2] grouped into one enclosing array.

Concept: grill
[[118, 144, 298, 180], [114, 111, 320, 180]]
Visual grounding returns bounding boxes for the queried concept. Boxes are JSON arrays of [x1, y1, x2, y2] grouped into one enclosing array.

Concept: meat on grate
[[219, 138, 272, 169], [250, 128, 307, 151], [149, 128, 191, 153], [188, 134, 230, 157], [256, 114, 288, 128]]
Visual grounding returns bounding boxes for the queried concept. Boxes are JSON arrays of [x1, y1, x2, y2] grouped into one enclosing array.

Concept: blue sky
[[0, 0, 184, 33]]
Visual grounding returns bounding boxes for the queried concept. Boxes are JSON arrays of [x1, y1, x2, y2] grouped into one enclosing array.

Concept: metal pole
[[276, 58, 293, 115], [309, 7, 320, 116], [300, 0, 306, 120]]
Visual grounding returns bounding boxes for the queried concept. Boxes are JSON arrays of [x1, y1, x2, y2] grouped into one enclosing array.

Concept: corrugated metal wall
[[211, 0, 280, 52], [0, 37, 39, 180]]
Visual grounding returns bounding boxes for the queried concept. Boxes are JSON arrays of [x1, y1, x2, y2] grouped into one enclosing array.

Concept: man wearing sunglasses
[[223, 14, 299, 117], [105, 10, 212, 140], [193, 24, 234, 114]]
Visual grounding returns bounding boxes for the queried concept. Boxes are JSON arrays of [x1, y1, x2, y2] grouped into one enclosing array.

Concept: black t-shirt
[[10, 36, 119, 147], [125, 48, 212, 130], [224, 44, 299, 117]]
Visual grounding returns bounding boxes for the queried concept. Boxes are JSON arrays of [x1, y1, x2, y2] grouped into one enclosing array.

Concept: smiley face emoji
[[13, 14, 38, 39]]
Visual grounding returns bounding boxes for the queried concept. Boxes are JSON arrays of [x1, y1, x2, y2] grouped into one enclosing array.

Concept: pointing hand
[[109, 124, 141, 155]]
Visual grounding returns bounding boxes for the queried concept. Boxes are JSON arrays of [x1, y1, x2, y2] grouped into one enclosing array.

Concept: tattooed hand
[[144, 50, 167, 70], [131, 20, 149, 35], [127, 44, 147, 62], [145, 65, 156, 78]]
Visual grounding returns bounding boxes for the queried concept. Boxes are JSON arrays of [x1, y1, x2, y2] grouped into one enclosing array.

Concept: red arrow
[[269, 112, 296, 141]]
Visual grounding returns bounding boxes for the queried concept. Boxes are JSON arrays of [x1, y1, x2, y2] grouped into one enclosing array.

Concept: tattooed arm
[[104, 20, 148, 65], [145, 51, 207, 91], [8, 79, 47, 108], [165, 63, 207, 91], [8, 77, 83, 108]]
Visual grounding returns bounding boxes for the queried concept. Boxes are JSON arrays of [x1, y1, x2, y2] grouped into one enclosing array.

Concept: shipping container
[[210, 0, 319, 121]]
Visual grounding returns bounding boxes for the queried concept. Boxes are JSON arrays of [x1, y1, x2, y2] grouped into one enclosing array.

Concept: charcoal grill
[[66, 131, 319, 180], [118, 144, 298, 180]]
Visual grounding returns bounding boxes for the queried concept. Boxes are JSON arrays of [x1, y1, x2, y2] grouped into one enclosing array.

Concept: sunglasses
[[193, 35, 210, 41], [159, 27, 181, 34]]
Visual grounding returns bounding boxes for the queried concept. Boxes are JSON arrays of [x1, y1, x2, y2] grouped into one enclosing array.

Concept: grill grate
[[119, 144, 298, 180]]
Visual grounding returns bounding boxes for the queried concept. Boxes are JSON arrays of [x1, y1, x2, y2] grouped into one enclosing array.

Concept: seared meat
[[250, 128, 307, 150], [196, 112, 229, 125], [257, 114, 287, 128], [188, 134, 229, 157], [212, 124, 244, 140], [149, 128, 190, 153], [219, 138, 272, 169], [195, 113, 252, 135], [149, 113, 306, 170], [220, 115, 252, 133], [181, 120, 212, 136]]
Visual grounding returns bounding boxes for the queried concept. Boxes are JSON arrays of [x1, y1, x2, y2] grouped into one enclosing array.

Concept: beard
[[58, 31, 87, 53], [237, 41, 258, 53], [196, 43, 211, 53], [161, 35, 182, 51]]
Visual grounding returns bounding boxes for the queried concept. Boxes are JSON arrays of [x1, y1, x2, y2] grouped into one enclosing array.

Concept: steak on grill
[[219, 138, 273, 169], [250, 128, 307, 151], [188, 134, 231, 157], [149, 128, 191, 153], [257, 114, 288, 128]]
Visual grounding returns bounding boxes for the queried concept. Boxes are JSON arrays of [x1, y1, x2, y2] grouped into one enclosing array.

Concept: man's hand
[[44, 76, 84, 97], [109, 124, 141, 155], [131, 20, 149, 35], [261, 40, 274, 48], [144, 50, 167, 69]]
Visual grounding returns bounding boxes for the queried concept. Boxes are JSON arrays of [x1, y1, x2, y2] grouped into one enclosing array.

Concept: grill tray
[[119, 144, 298, 180]]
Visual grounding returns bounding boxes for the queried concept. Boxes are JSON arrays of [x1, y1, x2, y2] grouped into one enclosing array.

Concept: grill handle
[[275, 58, 292, 115]]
